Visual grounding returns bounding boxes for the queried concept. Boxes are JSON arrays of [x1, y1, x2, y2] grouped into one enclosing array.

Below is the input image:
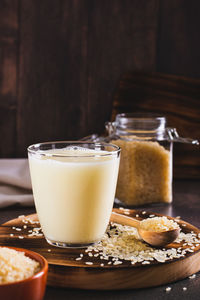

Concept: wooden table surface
[[0, 180, 200, 300]]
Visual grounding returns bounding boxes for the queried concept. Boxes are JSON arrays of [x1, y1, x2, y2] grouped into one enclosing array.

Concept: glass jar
[[103, 113, 199, 207]]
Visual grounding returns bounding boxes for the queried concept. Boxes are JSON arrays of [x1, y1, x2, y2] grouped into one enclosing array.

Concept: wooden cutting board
[[0, 208, 200, 290]]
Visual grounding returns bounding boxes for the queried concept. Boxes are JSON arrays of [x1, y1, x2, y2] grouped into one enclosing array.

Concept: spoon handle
[[110, 212, 140, 229]]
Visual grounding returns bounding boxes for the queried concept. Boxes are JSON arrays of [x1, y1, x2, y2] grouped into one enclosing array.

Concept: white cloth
[[0, 159, 34, 208]]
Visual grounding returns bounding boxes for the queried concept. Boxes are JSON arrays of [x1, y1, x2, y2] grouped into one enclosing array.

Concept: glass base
[[46, 237, 97, 249]]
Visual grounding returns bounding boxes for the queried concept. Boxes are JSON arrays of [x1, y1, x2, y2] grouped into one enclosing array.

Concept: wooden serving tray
[[0, 208, 200, 290]]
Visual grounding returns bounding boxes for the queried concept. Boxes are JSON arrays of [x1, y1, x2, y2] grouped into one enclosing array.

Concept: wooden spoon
[[110, 212, 180, 247]]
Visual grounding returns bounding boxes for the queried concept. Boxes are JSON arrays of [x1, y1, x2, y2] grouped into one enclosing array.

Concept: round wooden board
[[0, 208, 200, 290]]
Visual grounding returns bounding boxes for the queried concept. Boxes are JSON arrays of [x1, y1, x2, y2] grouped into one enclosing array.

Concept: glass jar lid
[[105, 113, 199, 144], [115, 113, 166, 133], [106, 113, 167, 140]]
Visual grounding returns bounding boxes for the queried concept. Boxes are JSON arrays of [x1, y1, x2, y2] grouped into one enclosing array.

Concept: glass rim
[[27, 141, 121, 158]]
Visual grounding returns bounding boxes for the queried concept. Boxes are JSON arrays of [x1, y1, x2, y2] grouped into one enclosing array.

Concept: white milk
[[28, 147, 120, 246]]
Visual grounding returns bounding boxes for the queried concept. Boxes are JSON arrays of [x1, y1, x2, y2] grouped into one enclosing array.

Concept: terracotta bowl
[[0, 247, 48, 300]]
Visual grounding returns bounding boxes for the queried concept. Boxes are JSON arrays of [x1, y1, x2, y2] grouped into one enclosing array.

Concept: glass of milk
[[28, 141, 120, 248]]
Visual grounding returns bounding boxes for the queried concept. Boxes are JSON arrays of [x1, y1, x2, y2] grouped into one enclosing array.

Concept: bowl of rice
[[0, 246, 48, 300]]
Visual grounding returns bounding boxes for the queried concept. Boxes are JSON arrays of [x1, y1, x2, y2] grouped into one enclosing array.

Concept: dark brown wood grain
[[17, 1, 66, 154], [16, 0, 159, 157], [0, 0, 200, 162], [0, 209, 200, 289], [112, 72, 200, 179], [157, 1, 200, 78], [0, 0, 18, 157], [85, 0, 158, 136]]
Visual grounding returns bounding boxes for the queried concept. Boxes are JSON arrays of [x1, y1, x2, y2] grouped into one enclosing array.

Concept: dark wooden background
[[0, 0, 199, 174], [112, 72, 200, 178]]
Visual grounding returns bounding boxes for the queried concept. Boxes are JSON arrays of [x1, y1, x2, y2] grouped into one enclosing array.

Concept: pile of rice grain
[[0, 247, 40, 284], [140, 216, 180, 232]]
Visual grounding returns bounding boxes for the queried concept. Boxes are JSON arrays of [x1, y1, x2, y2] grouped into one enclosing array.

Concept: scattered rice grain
[[15, 228, 22, 232], [124, 211, 130, 215], [84, 222, 200, 266]]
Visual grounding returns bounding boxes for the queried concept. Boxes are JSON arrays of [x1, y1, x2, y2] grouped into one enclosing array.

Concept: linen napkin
[[0, 159, 34, 208]]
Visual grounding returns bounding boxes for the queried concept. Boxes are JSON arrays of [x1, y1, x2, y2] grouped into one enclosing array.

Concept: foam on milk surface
[[40, 146, 109, 155], [34, 146, 115, 164]]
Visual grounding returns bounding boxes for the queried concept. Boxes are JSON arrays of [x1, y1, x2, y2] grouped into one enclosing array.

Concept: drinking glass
[[28, 141, 120, 248]]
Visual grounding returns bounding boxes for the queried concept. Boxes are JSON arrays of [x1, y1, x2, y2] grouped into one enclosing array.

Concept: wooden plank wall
[[0, 0, 199, 161], [0, 0, 18, 157], [112, 72, 200, 178]]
